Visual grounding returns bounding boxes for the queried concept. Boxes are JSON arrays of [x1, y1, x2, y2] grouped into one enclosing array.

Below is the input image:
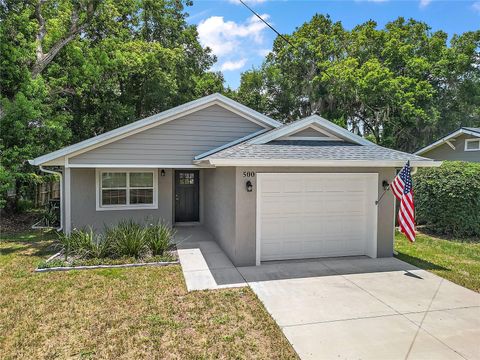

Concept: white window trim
[[464, 138, 480, 152], [95, 169, 158, 211]]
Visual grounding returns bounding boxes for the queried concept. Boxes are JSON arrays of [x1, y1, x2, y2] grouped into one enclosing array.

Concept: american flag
[[391, 161, 416, 242]]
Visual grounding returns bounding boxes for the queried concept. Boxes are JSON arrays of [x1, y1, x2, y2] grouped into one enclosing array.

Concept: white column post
[[64, 158, 71, 234]]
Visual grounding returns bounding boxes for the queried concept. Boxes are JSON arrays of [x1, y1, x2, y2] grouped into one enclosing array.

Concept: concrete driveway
[[237, 257, 480, 360]]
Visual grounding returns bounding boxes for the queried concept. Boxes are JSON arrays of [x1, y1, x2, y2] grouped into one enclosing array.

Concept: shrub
[[145, 221, 175, 256], [106, 220, 147, 258], [414, 161, 480, 238], [56, 219, 175, 261], [58, 227, 97, 259]]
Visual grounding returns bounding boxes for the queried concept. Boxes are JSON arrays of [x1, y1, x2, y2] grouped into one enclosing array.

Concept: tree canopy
[[0, 0, 223, 209], [233, 15, 480, 151]]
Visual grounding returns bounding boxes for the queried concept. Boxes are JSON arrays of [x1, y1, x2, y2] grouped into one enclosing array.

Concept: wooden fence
[[34, 181, 60, 207]]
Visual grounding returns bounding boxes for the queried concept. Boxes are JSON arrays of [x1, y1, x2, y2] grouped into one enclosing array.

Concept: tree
[[235, 15, 480, 152], [0, 0, 223, 211]]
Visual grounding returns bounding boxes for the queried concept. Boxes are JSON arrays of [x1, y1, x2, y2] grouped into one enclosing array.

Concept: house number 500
[[243, 171, 255, 178]]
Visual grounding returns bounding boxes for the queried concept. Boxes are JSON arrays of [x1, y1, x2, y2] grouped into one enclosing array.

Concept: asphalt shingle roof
[[463, 127, 480, 135], [202, 140, 431, 162]]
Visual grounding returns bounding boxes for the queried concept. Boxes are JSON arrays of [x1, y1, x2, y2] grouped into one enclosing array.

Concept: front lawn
[[0, 230, 297, 359], [395, 231, 480, 292]]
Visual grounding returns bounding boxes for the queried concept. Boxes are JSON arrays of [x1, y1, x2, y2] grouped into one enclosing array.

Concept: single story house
[[414, 127, 480, 162], [30, 94, 439, 266]]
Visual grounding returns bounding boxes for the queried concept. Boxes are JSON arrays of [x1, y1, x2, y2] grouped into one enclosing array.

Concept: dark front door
[[175, 170, 200, 222]]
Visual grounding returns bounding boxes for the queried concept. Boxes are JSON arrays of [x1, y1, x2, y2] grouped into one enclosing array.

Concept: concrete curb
[[35, 261, 180, 273]]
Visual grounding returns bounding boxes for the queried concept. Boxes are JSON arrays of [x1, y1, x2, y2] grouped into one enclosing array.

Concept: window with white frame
[[97, 170, 157, 210], [465, 139, 480, 151]]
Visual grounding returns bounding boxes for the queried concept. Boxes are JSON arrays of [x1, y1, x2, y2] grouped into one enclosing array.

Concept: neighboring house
[[30, 94, 439, 266], [414, 127, 480, 162]]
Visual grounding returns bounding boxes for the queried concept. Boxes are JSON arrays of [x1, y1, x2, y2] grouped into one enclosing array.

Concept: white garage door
[[257, 173, 378, 263]]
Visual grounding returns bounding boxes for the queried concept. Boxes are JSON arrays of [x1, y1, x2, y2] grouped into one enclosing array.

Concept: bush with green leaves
[[414, 161, 480, 238]]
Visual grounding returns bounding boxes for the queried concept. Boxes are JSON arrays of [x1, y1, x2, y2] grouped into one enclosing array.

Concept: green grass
[[0, 230, 297, 359], [395, 231, 480, 292]]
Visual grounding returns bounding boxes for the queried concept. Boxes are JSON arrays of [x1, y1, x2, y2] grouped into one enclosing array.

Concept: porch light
[[160, 169, 166, 177], [246, 180, 253, 192], [382, 180, 390, 191]]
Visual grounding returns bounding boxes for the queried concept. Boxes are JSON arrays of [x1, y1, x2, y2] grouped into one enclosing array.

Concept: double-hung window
[[96, 169, 158, 210]]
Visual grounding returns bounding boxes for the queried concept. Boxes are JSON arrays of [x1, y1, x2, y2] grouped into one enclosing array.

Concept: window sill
[[96, 205, 158, 211]]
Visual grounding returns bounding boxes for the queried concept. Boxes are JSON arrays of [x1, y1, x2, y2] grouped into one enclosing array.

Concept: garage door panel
[[258, 173, 377, 262]]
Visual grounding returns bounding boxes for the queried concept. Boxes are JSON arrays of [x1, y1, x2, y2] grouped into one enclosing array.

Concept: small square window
[[465, 139, 480, 151], [102, 189, 127, 205], [179, 173, 195, 185]]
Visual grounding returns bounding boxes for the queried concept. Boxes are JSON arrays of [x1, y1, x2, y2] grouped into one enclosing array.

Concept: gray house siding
[[203, 167, 237, 262], [70, 168, 174, 231], [289, 127, 332, 138], [421, 134, 480, 162], [232, 167, 396, 266], [69, 105, 266, 165]]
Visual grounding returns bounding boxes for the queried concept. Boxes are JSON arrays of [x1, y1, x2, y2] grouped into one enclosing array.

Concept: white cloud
[[257, 48, 271, 57], [197, 13, 273, 88], [220, 59, 248, 71], [473, 1, 480, 13], [419, 0, 432, 8], [198, 14, 270, 56]]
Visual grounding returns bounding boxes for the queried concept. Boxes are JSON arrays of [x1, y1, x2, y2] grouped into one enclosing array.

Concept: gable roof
[[415, 127, 480, 156], [195, 113, 439, 167], [249, 115, 373, 146], [29, 93, 282, 166]]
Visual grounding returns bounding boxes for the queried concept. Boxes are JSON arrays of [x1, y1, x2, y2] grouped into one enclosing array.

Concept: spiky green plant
[[145, 221, 175, 256], [106, 220, 147, 258]]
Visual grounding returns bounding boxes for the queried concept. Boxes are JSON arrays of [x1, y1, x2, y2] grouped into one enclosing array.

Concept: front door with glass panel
[[175, 170, 199, 222]]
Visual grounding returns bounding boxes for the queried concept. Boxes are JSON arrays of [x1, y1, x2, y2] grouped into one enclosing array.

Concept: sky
[[185, 0, 480, 88]]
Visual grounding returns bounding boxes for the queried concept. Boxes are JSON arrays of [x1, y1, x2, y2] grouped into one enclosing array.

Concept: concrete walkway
[[175, 228, 480, 359], [238, 257, 480, 360], [174, 226, 246, 291]]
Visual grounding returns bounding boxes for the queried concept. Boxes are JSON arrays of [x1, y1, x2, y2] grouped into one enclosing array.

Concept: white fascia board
[[415, 128, 480, 155], [67, 164, 214, 169], [196, 159, 442, 168], [250, 115, 373, 146], [30, 93, 281, 166]]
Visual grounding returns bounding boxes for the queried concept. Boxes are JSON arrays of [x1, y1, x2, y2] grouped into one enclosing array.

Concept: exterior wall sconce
[[382, 180, 390, 191], [246, 180, 253, 192], [160, 169, 166, 177]]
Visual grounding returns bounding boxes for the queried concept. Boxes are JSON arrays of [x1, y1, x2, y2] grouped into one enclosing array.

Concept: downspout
[[34, 166, 63, 231]]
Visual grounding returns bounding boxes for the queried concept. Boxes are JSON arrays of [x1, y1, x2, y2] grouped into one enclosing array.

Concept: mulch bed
[[0, 211, 40, 234]]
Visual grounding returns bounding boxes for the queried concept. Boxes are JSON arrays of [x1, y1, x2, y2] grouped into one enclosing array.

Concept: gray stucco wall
[[69, 105, 265, 165], [68, 166, 397, 266], [209, 167, 396, 267], [421, 134, 480, 162], [203, 168, 237, 262], [70, 168, 174, 231]]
